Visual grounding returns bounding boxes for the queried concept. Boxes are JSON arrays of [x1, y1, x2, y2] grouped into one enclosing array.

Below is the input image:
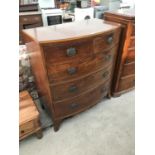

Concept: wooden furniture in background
[[104, 9, 135, 96], [19, 91, 43, 140], [19, 12, 43, 44], [22, 19, 121, 131]]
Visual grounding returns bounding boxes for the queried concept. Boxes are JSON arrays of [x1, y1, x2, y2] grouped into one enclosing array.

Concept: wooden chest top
[[104, 9, 135, 20], [22, 18, 120, 44], [19, 91, 39, 125]]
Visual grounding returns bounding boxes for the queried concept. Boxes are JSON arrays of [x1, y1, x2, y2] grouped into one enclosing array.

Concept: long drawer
[[53, 81, 110, 118], [50, 66, 112, 101], [48, 47, 116, 83], [43, 39, 94, 65], [121, 61, 135, 77], [118, 75, 135, 92]]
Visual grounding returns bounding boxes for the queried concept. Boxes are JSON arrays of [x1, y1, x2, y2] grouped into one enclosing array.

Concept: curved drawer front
[[53, 81, 110, 118], [93, 30, 120, 54], [50, 66, 112, 101], [43, 39, 94, 65], [48, 47, 116, 83]]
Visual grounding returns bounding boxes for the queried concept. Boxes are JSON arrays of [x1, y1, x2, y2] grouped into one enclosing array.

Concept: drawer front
[[125, 48, 135, 63], [118, 75, 135, 91], [122, 62, 135, 77], [48, 47, 116, 83], [54, 81, 110, 118], [131, 23, 135, 36], [19, 121, 34, 138], [20, 15, 42, 24], [51, 66, 112, 101], [43, 39, 94, 65], [129, 37, 135, 48], [93, 30, 120, 54]]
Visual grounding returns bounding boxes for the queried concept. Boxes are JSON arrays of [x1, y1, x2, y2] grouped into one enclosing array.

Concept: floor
[[19, 91, 135, 155]]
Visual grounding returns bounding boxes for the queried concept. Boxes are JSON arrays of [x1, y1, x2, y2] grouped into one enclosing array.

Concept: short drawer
[[51, 66, 112, 101], [54, 81, 110, 118], [19, 121, 34, 138], [20, 15, 42, 24], [93, 30, 120, 53], [129, 36, 135, 48], [122, 62, 135, 77], [118, 75, 135, 91], [43, 39, 94, 65], [48, 47, 116, 83], [125, 48, 135, 63]]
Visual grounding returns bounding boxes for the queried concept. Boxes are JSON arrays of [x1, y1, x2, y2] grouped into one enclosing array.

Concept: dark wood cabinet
[[19, 13, 43, 44], [104, 9, 135, 96], [22, 19, 121, 131]]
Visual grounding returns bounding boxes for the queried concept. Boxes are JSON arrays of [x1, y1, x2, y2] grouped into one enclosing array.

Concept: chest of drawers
[[22, 19, 121, 131], [19, 13, 43, 44], [104, 9, 135, 96]]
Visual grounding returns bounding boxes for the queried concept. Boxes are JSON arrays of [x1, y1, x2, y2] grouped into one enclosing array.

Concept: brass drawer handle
[[107, 35, 113, 44], [66, 47, 77, 57], [69, 103, 79, 109], [102, 71, 109, 78], [68, 85, 78, 93], [104, 54, 112, 61], [67, 67, 77, 75]]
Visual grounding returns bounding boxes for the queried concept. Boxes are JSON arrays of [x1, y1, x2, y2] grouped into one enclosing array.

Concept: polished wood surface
[[19, 91, 42, 140], [22, 19, 121, 131], [104, 9, 135, 96], [22, 18, 120, 43]]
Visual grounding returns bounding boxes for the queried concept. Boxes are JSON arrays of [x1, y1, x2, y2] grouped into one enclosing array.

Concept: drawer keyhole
[[68, 85, 78, 93], [21, 130, 25, 134], [69, 103, 79, 109]]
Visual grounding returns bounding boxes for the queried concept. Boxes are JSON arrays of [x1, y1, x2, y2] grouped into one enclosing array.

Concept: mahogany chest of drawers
[[19, 91, 42, 140], [104, 9, 135, 96], [22, 19, 121, 131]]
